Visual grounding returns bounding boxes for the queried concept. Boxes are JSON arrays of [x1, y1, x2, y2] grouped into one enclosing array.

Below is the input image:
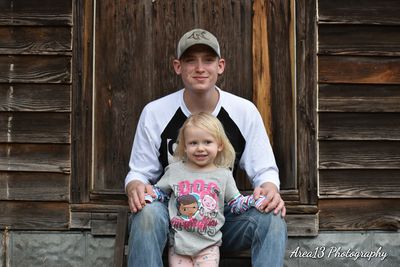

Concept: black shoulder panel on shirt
[[158, 108, 188, 169], [217, 107, 246, 175]]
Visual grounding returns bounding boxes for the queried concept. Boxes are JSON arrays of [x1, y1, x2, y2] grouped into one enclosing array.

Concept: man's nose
[[194, 60, 206, 71]]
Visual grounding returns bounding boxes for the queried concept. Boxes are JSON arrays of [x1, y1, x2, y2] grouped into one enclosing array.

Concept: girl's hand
[[253, 182, 286, 217]]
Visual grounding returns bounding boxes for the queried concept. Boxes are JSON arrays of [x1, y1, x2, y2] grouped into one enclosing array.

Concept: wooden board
[[320, 169, 400, 198], [319, 141, 400, 169], [0, 144, 70, 173], [319, 113, 400, 141], [318, 84, 400, 112], [318, 24, 400, 56], [0, 0, 72, 26], [0, 26, 72, 54], [318, 0, 400, 25], [0, 172, 69, 201], [319, 199, 400, 230], [0, 112, 70, 143], [0, 201, 69, 230], [0, 84, 71, 112], [0, 55, 71, 83], [319, 56, 400, 84]]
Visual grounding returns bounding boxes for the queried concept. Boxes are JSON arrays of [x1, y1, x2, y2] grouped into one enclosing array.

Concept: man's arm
[[253, 182, 286, 217]]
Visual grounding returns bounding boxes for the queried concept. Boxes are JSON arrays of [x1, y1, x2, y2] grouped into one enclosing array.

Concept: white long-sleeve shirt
[[125, 87, 280, 190]]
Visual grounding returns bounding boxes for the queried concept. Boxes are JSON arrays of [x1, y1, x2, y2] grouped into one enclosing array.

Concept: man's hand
[[253, 182, 286, 217], [126, 180, 156, 213]]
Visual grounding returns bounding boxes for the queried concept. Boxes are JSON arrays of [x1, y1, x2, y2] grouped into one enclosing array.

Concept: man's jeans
[[127, 201, 287, 267]]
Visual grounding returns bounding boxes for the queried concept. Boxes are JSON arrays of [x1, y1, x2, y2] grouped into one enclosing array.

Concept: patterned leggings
[[168, 245, 220, 267]]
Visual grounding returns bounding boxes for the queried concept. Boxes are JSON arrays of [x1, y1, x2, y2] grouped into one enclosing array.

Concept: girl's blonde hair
[[174, 112, 236, 169]]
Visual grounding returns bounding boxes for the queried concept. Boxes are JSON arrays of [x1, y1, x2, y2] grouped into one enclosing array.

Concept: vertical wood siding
[[318, 0, 400, 230], [0, 0, 71, 229]]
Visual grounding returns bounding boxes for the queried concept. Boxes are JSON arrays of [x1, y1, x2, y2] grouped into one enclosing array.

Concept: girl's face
[[184, 125, 222, 170]]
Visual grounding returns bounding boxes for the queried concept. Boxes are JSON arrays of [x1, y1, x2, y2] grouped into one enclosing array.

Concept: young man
[[125, 28, 287, 266]]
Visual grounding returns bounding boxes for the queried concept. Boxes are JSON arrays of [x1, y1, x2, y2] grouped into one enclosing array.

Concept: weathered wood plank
[[319, 141, 400, 169], [319, 199, 400, 230], [0, 0, 72, 26], [253, 0, 272, 142], [296, 0, 318, 204], [318, 0, 400, 25], [0, 55, 71, 83], [319, 169, 400, 198], [286, 213, 318, 236], [0, 201, 69, 230], [266, 0, 296, 190], [0, 144, 70, 173], [319, 24, 400, 56], [0, 26, 72, 54], [319, 56, 400, 84], [70, 212, 91, 229], [91, 213, 118, 236], [0, 112, 70, 143], [319, 113, 400, 141], [0, 84, 70, 112], [319, 84, 400, 112], [114, 208, 128, 267], [71, 0, 93, 203], [0, 172, 69, 201]]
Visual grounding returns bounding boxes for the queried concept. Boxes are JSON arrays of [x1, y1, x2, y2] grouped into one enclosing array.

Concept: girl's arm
[[144, 186, 169, 203], [228, 194, 266, 214]]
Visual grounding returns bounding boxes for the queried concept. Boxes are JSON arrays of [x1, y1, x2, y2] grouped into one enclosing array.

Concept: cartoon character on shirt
[[176, 194, 200, 219], [200, 194, 218, 218]]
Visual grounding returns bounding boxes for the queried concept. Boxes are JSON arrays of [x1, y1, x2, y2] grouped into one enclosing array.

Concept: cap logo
[[187, 30, 209, 41]]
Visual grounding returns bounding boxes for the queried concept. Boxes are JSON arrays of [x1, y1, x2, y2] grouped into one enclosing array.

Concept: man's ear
[[217, 58, 225, 75], [173, 59, 182, 74]]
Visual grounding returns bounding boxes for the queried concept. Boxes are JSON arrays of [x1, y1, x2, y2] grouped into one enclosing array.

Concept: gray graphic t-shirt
[[155, 161, 240, 256]]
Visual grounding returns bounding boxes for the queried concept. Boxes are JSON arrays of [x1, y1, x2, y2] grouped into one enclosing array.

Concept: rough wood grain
[[253, 0, 272, 142], [318, 84, 400, 112], [0, 55, 71, 83], [319, 199, 400, 230], [0, 112, 70, 143], [0, 26, 72, 54], [71, 0, 93, 203], [0, 201, 69, 230], [296, 0, 318, 204], [318, 0, 400, 25], [319, 113, 400, 141], [266, 0, 296, 190], [0, 172, 69, 201], [320, 169, 400, 198], [318, 24, 400, 56], [0, 0, 72, 26], [0, 84, 71, 112], [0, 144, 70, 173], [319, 141, 400, 169], [319, 56, 400, 84]]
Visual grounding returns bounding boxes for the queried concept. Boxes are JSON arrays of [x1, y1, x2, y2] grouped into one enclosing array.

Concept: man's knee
[[129, 202, 169, 232], [256, 212, 287, 238]]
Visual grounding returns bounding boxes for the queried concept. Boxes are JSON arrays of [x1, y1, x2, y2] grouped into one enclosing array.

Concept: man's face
[[173, 45, 225, 94]]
